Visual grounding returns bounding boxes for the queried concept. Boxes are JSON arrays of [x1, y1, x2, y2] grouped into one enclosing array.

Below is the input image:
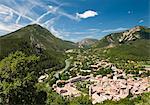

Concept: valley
[[0, 25, 150, 105], [51, 48, 150, 104], [0, 0, 150, 104]]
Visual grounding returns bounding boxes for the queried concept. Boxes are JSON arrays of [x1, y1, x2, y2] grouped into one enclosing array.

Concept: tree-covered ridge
[[0, 24, 77, 70]]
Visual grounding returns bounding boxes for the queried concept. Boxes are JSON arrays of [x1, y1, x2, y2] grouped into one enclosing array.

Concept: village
[[51, 56, 150, 104], [37, 49, 150, 104]]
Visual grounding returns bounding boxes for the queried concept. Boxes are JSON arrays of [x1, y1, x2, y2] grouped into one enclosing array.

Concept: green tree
[[0, 51, 47, 105], [69, 95, 92, 105]]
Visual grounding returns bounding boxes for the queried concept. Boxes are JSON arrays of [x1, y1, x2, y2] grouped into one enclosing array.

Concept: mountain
[[93, 26, 150, 61], [0, 24, 77, 69], [94, 26, 150, 48], [77, 38, 98, 48]]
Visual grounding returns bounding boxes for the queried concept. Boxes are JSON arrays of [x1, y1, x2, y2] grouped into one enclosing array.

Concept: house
[[38, 74, 49, 82]]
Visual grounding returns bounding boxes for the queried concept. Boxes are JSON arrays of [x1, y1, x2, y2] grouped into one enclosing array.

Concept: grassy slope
[[93, 27, 150, 61], [106, 39, 150, 61]]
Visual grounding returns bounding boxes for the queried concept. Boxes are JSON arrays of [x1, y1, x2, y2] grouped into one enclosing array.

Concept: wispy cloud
[[69, 30, 100, 35], [34, 11, 52, 24], [0, 5, 14, 22], [68, 35, 95, 42], [0, 22, 23, 32], [49, 26, 64, 39], [102, 27, 128, 33], [0, 0, 79, 36], [139, 19, 144, 23], [0, 4, 35, 22], [88, 28, 101, 32], [0, 5, 10, 14], [0, 0, 99, 41], [48, 27, 101, 42], [43, 16, 60, 27], [59, 10, 78, 21]]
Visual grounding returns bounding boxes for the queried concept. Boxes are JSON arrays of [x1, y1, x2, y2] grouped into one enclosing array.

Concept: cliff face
[[119, 26, 143, 43]]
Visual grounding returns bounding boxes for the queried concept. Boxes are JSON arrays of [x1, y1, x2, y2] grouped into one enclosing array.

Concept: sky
[[0, 0, 149, 42]]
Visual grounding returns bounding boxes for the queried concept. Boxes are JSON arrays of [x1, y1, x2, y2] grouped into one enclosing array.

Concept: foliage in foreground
[[0, 51, 47, 105]]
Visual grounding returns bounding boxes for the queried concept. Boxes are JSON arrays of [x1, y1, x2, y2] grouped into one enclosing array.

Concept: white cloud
[[1, 0, 39, 20], [49, 26, 64, 39], [4, 12, 13, 22], [139, 19, 144, 23], [0, 5, 11, 14], [0, 4, 49, 35], [34, 11, 52, 24], [102, 27, 128, 33], [0, 5, 14, 22], [0, 4, 36, 33], [88, 28, 101, 32], [28, 0, 78, 21], [48, 5, 53, 9], [1, 4, 35, 22], [76, 10, 98, 19], [0, 22, 23, 32], [43, 16, 60, 27]]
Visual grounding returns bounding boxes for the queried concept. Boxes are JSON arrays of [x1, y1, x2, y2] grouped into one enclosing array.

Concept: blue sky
[[0, 0, 149, 42]]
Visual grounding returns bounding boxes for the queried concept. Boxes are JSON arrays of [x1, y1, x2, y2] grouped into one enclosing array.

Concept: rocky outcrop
[[119, 26, 142, 43], [94, 26, 150, 48]]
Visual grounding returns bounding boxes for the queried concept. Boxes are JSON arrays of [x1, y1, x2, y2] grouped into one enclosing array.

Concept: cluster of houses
[[90, 76, 150, 104], [90, 64, 150, 104], [36, 49, 150, 104], [51, 59, 150, 104], [53, 75, 91, 97], [53, 82, 81, 97], [90, 60, 112, 71], [70, 59, 112, 74], [52, 68, 150, 104]]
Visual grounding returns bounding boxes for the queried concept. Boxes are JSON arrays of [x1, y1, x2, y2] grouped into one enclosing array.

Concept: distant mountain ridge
[[94, 26, 150, 48], [77, 38, 98, 48], [92, 26, 150, 60]]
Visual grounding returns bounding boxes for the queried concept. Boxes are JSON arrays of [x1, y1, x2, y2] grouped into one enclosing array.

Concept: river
[[54, 56, 73, 78]]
